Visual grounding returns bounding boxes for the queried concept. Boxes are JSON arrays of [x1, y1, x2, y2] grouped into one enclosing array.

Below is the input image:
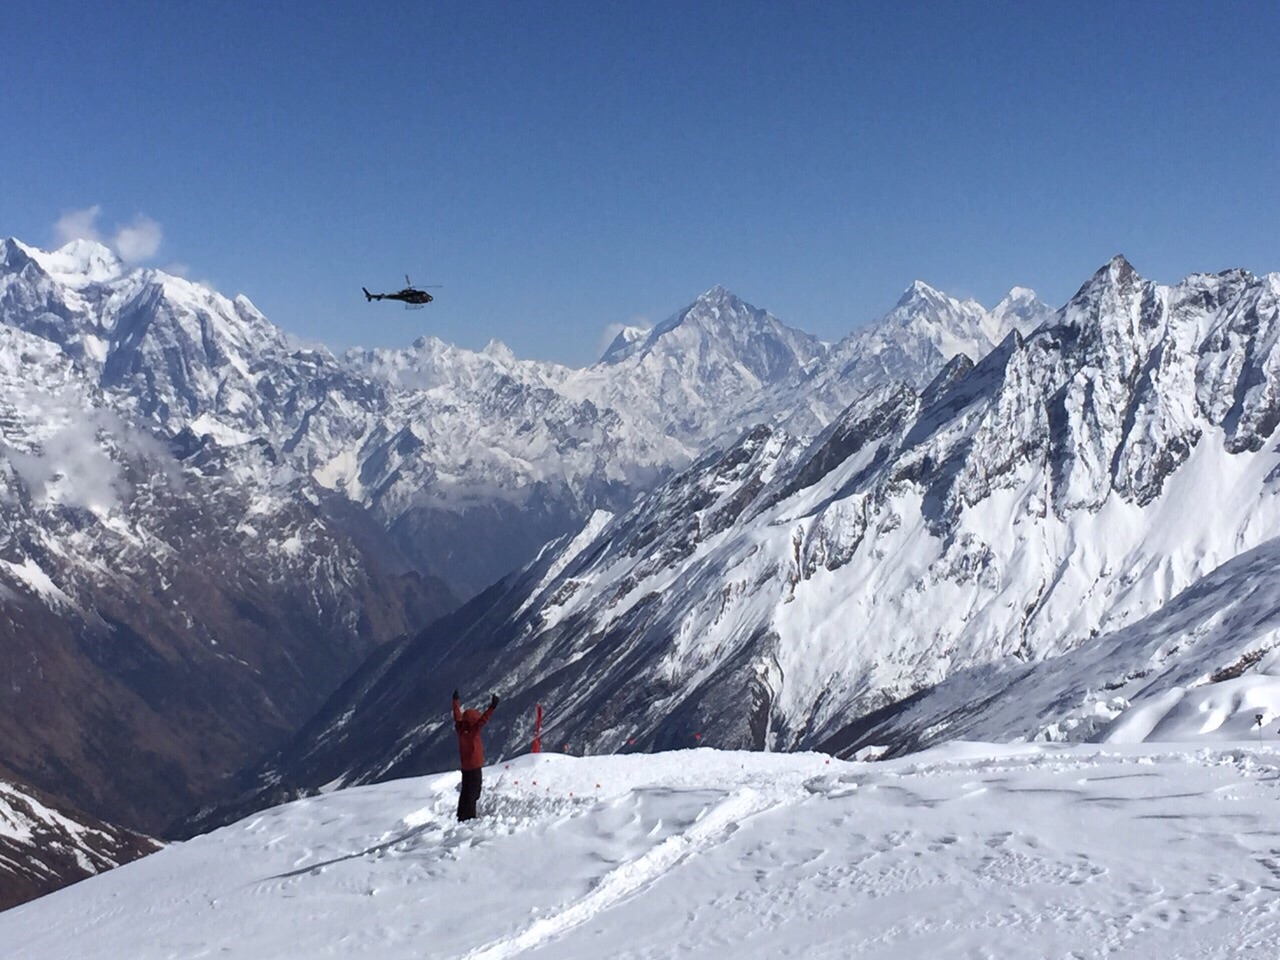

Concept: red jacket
[[453, 698, 494, 771]]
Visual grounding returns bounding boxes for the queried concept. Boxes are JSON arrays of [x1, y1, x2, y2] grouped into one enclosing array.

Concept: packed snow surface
[[7, 745, 1280, 958]]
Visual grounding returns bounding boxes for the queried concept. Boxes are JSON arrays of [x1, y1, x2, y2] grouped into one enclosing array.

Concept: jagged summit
[[481, 338, 517, 363], [1070, 254, 1141, 299], [27, 238, 124, 287], [0, 237, 35, 270], [999, 285, 1040, 303], [598, 323, 650, 364], [895, 279, 950, 308], [990, 286, 1053, 340], [656, 285, 760, 332]]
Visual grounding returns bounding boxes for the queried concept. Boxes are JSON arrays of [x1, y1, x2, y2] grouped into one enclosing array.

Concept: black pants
[[458, 767, 482, 821]]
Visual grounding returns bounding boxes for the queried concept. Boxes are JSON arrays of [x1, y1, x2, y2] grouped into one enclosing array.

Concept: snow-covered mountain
[[333, 282, 1040, 596], [0, 329, 451, 836], [0, 241, 456, 838], [821, 535, 1280, 757], [3, 236, 1043, 600], [0, 236, 1043, 852], [195, 256, 1280, 819], [0, 778, 157, 911]]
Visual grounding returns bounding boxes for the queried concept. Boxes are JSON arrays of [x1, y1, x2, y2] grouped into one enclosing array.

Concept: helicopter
[[362, 275, 441, 309]]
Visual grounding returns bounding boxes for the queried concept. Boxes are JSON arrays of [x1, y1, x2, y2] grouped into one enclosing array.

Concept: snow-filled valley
[[7, 744, 1280, 958]]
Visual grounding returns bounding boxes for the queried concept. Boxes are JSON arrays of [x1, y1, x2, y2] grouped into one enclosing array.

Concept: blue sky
[[3, 1, 1277, 365]]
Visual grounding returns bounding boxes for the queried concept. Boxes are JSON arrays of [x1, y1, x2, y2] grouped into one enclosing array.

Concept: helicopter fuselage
[[363, 286, 433, 305]]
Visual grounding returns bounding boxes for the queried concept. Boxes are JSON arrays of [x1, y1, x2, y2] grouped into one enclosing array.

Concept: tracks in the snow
[[459, 788, 775, 960]]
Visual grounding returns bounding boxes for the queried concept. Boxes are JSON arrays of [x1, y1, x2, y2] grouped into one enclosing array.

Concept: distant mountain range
[[189, 255, 1280, 831], [0, 235, 1044, 901]]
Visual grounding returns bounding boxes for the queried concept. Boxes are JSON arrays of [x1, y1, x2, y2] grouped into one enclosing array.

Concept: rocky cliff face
[[193, 257, 1280, 823]]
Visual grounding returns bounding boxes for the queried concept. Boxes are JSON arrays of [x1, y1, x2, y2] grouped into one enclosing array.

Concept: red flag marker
[[693, 732, 702, 741]]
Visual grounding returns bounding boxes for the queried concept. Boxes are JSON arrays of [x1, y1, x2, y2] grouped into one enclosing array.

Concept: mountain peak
[[28, 239, 124, 286], [649, 287, 759, 341], [1069, 254, 1145, 307], [0, 237, 36, 271], [57, 237, 117, 259], [598, 324, 651, 364], [482, 338, 516, 364], [896, 279, 947, 308], [989, 286, 1052, 340], [1097, 254, 1140, 288], [694, 284, 738, 306]]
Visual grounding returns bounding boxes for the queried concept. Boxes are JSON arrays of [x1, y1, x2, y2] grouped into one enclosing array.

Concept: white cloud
[[162, 262, 190, 278], [7, 413, 124, 514], [53, 205, 103, 245], [51, 207, 166, 263], [113, 214, 163, 262]]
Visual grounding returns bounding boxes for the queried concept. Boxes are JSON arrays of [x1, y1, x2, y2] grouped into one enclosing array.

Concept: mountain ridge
[[184, 257, 1280, 829]]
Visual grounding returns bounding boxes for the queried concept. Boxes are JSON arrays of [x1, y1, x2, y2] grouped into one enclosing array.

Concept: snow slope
[[9, 745, 1280, 957], [819, 536, 1280, 757]]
